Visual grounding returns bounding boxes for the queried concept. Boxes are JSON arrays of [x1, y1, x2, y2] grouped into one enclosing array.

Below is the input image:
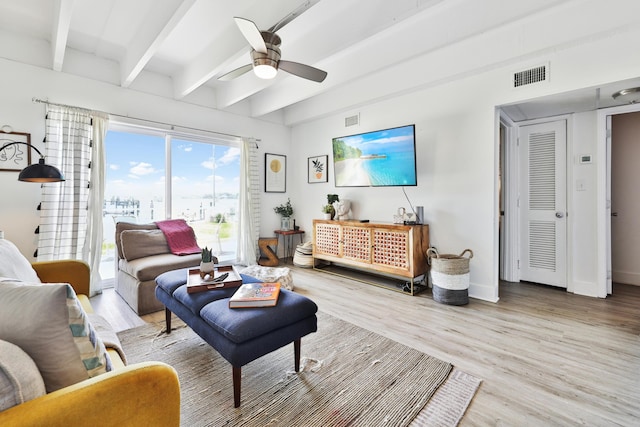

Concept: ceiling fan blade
[[218, 64, 253, 81], [279, 60, 327, 83], [234, 17, 267, 54]]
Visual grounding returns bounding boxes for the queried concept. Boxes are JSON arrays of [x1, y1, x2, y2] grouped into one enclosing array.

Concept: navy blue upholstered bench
[[155, 268, 318, 407]]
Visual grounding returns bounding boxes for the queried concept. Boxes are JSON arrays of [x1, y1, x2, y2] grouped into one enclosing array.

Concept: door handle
[[612, 212, 618, 217], [555, 212, 564, 219]]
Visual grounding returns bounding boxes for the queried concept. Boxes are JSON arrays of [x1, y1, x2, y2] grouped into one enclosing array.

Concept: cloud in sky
[[218, 147, 240, 165], [201, 159, 214, 170], [129, 162, 156, 176], [200, 147, 240, 170]]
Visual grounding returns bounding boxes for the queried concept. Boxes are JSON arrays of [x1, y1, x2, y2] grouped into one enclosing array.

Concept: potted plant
[[322, 204, 333, 220], [274, 198, 294, 230], [199, 246, 216, 278], [326, 194, 339, 219], [312, 158, 324, 179]]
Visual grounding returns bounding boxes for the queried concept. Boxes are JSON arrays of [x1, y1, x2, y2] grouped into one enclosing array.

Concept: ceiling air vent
[[345, 114, 359, 127], [513, 64, 548, 88]]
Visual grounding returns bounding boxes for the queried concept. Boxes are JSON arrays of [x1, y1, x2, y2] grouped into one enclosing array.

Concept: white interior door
[[519, 120, 567, 288]]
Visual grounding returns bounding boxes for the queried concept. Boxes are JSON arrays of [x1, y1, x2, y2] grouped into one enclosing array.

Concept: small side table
[[258, 237, 279, 266], [274, 229, 305, 263]]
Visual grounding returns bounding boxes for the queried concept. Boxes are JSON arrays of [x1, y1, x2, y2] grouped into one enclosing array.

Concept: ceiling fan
[[219, 17, 327, 83]]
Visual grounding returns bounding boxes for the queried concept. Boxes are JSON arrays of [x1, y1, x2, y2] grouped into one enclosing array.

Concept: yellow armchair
[[0, 362, 180, 427], [0, 259, 181, 426], [31, 260, 91, 296]]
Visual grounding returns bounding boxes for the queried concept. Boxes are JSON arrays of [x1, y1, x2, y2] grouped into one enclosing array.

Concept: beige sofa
[[115, 222, 201, 315]]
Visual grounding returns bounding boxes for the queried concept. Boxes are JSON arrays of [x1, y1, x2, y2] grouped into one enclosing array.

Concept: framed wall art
[[265, 153, 286, 192], [308, 155, 328, 183], [0, 131, 31, 172]]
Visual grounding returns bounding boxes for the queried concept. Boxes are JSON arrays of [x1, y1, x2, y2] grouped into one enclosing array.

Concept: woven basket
[[427, 248, 473, 305], [293, 242, 315, 268]]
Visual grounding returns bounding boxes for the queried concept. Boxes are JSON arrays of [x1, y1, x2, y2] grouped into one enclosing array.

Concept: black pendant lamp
[[0, 140, 65, 183]]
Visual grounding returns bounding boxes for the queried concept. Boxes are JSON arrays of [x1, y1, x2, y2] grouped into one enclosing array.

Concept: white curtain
[[85, 115, 107, 295], [39, 105, 109, 296], [237, 138, 260, 265]]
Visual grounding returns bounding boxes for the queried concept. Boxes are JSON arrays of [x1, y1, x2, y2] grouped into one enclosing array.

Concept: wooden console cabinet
[[312, 219, 430, 294]]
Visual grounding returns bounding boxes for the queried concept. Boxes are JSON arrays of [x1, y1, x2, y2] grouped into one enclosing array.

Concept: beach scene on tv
[[333, 125, 417, 187]]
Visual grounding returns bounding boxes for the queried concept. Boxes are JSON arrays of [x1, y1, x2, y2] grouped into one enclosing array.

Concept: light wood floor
[[91, 267, 640, 426]]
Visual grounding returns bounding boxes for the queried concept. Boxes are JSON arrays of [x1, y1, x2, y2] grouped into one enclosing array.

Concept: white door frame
[[500, 112, 519, 282], [596, 102, 640, 297]]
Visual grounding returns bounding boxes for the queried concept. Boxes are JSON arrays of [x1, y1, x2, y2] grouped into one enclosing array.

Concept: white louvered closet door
[[519, 120, 567, 288]]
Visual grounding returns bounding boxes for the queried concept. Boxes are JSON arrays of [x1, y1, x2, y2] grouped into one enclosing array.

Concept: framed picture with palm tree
[[308, 155, 328, 183]]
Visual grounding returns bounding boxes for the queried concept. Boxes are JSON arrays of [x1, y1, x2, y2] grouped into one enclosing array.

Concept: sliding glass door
[[100, 126, 240, 285], [170, 138, 240, 260]]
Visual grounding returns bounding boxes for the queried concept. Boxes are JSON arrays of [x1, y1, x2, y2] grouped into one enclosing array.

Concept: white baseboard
[[612, 270, 640, 286], [569, 280, 603, 298], [469, 282, 499, 303]]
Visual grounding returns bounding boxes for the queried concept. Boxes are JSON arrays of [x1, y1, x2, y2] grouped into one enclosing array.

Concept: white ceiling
[[0, 0, 639, 125]]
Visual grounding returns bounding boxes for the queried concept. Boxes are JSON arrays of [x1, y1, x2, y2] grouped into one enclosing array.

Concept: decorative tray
[[186, 265, 242, 294]]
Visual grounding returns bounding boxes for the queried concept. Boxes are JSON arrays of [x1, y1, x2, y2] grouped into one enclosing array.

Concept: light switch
[[576, 179, 586, 191]]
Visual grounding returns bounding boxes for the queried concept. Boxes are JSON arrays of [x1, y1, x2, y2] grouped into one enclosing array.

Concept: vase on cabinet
[[281, 217, 291, 231]]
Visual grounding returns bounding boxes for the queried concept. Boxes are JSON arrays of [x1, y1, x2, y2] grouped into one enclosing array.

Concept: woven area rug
[[118, 311, 480, 426]]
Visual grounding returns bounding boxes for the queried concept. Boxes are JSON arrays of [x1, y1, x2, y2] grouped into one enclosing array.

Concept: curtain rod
[[31, 97, 259, 144]]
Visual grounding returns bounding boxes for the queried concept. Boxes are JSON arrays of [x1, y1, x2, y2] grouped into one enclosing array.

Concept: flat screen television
[[332, 124, 417, 187]]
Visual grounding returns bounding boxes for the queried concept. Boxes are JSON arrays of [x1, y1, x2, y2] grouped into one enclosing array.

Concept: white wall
[[289, 24, 640, 302], [0, 58, 291, 261], [291, 78, 500, 301], [569, 111, 599, 296]]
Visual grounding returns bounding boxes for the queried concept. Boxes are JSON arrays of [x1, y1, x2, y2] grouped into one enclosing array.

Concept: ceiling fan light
[[251, 44, 281, 80], [254, 64, 277, 79]]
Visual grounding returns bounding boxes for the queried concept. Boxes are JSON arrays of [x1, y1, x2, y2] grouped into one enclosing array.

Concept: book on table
[[186, 265, 242, 294], [228, 282, 281, 308]]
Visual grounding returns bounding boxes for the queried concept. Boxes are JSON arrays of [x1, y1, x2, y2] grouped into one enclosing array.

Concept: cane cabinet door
[[372, 228, 410, 273], [342, 225, 372, 263], [314, 222, 341, 257]]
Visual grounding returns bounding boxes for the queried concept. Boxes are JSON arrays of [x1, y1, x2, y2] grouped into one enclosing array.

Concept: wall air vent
[[345, 114, 359, 127], [513, 64, 548, 88]]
